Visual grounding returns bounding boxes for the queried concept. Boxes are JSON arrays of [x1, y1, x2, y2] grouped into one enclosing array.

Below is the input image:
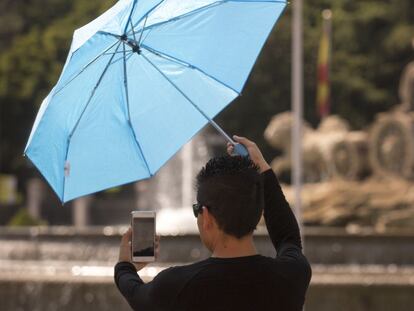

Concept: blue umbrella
[[24, 0, 286, 203]]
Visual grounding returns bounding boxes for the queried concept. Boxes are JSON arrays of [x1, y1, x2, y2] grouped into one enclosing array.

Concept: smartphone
[[131, 211, 156, 262]]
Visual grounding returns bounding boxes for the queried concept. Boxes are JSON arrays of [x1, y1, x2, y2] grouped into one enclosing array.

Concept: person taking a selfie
[[114, 136, 312, 311]]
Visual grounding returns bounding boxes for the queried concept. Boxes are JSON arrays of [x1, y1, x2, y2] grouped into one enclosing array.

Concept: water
[[136, 130, 213, 234], [137, 131, 210, 212]]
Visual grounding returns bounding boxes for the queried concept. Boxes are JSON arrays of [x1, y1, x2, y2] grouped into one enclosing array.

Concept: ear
[[202, 207, 217, 231]]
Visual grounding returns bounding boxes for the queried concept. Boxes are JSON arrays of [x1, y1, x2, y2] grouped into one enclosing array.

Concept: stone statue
[[369, 110, 414, 178], [261, 38, 414, 230], [264, 112, 365, 182], [369, 42, 414, 179], [399, 39, 414, 111]]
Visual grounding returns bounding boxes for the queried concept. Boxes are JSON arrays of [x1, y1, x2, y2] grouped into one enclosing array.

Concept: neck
[[211, 233, 258, 258]]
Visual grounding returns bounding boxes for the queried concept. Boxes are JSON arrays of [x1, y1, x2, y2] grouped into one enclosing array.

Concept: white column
[[27, 178, 44, 219], [73, 196, 92, 227], [181, 140, 194, 209]]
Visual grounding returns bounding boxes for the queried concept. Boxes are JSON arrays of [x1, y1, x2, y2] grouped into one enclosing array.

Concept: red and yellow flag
[[316, 10, 332, 119]]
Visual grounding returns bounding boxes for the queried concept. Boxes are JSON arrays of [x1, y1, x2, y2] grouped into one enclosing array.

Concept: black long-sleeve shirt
[[115, 169, 312, 311]]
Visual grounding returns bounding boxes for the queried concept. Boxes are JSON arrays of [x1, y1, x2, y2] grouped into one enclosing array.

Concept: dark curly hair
[[196, 155, 263, 238]]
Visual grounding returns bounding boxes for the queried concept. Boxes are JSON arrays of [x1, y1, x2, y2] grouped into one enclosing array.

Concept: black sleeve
[[115, 262, 188, 311], [262, 169, 302, 252], [114, 262, 153, 310], [115, 262, 177, 311], [262, 169, 312, 291]]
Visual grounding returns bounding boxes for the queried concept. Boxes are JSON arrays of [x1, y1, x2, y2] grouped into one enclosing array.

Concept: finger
[[121, 232, 129, 243], [227, 145, 234, 155], [155, 235, 160, 251], [155, 240, 160, 251], [233, 135, 252, 146], [121, 227, 132, 243]]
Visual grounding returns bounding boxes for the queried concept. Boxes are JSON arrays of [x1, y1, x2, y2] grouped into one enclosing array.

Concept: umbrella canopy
[[25, 0, 286, 203]]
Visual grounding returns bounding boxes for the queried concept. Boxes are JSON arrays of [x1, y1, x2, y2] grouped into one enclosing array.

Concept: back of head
[[196, 155, 263, 239]]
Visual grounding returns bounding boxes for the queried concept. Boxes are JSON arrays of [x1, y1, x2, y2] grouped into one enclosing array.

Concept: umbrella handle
[[206, 118, 249, 157], [233, 143, 249, 157]]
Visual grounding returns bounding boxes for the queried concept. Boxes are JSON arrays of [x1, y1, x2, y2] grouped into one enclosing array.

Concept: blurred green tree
[[0, 0, 114, 177]]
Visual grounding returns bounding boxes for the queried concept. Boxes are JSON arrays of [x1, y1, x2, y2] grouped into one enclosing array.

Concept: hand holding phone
[[131, 211, 156, 262], [118, 211, 158, 271]]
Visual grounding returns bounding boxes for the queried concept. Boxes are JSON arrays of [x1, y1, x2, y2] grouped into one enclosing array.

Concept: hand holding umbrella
[[228, 135, 271, 173]]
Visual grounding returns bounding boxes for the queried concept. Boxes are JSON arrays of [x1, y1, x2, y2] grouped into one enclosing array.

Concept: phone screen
[[132, 217, 155, 258]]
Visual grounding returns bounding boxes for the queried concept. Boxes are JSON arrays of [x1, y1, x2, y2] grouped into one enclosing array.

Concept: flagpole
[[324, 9, 332, 119], [317, 9, 332, 120], [292, 0, 304, 243]]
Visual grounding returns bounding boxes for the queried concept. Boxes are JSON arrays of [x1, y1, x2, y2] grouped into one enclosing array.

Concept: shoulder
[[147, 260, 211, 307], [152, 259, 211, 285], [260, 250, 312, 290]]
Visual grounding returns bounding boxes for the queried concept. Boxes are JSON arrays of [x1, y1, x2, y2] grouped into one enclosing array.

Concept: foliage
[[0, 0, 413, 175], [0, 0, 114, 175], [8, 207, 47, 226]]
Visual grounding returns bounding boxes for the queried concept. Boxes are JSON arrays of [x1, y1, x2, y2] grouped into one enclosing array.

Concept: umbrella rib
[[132, 1, 224, 36], [137, 15, 148, 45], [68, 42, 122, 139], [103, 50, 131, 55], [122, 42, 152, 176], [130, 19, 138, 41], [132, 0, 285, 37], [62, 42, 122, 200], [123, 0, 138, 34], [127, 0, 165, 36], [98, 31, 121, 39], [53, 40, 119, 96], [141, 44, 240, 96], [140, 53, 235, 143]]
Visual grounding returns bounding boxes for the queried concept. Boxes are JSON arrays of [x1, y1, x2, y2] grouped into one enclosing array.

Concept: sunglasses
[[192, 203, 209, 218]]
